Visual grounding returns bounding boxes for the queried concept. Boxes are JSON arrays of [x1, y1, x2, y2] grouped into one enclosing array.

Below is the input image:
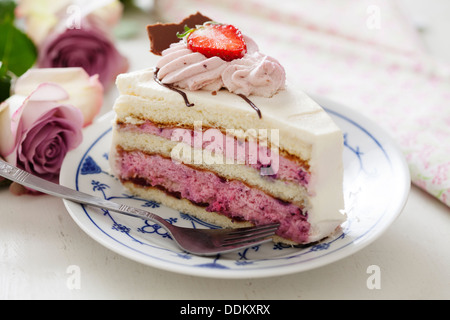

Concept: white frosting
[[114, 69, 346, 242]]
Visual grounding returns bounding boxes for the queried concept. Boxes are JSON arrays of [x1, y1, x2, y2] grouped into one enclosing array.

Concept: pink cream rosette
[[0, 68, 103, 194]]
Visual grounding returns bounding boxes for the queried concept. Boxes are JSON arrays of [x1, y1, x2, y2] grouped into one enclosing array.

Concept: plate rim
[[60, 96, 411, 279]]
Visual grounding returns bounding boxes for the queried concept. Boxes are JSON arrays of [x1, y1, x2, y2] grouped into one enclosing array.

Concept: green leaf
[[0, 23, 37, 78], [0, 0, 37, 80], [0, 0, 16, 23], [0, 74, 11, 102], [0, 0, 37, 101], [176, 25, 195, 39]]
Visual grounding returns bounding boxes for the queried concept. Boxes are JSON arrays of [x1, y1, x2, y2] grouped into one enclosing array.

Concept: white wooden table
[[1, 2, 449, 300]]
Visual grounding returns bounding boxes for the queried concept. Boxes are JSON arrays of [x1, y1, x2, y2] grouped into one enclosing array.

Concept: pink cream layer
[[117, 150, 310, 243], [117, 121, 310, 186]]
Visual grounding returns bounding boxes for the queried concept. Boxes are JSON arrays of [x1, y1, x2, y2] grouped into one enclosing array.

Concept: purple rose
[[0, 83, 83, 187], [38, 21, 128, 88]]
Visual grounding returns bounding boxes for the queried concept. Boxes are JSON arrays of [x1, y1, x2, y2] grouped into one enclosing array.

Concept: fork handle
[[0, 160, 171, 229]]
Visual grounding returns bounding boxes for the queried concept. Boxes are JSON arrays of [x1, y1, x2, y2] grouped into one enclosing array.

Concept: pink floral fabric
[[156, 0, 450, 206]]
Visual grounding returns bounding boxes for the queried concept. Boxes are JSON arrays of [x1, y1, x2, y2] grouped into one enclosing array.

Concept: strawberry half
[[182, 23, 247, 62]]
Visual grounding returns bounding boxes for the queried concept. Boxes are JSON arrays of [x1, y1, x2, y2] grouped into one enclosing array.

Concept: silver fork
[[0, 160, 279, 256]]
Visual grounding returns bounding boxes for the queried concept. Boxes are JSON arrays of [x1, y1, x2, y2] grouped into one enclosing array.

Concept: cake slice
[[110, 13, 346, 245]]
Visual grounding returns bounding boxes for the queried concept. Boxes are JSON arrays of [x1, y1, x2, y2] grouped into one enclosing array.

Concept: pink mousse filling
[[117, 121, 310, 186], [117, 150, 310, 243]]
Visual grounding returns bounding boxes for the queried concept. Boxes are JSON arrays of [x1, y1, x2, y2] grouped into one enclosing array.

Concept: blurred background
[[111, 0, 450, 206]]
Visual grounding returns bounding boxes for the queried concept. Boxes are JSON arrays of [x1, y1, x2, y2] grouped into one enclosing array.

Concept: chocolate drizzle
[[238, 94, 262, 119], [153, 68, 263, 118], [154, 68, 194, 107], [148, 12, 263, 118]]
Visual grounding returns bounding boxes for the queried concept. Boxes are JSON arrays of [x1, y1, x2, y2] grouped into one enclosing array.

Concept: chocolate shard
[[147, 12, 212, 55]]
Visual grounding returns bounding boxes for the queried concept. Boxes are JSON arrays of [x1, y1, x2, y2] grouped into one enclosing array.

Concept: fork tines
[[221, 223, 280, 247]]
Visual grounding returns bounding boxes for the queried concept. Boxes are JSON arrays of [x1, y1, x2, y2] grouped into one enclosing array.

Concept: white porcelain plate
[[60, 96, 410, 279]]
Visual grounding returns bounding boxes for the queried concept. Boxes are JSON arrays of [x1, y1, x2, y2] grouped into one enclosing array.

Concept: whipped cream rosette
[[157, 36, 285, 98], [148, 13, 286, 117]]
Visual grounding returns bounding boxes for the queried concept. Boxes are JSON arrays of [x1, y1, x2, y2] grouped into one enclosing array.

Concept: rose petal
[[38, 25, 128, 89], [0, 100, 18, 157], [16, 0, 122, 45], [28, 82, 69, 102], [14, 68, 104, 127], [15, 0, 71, 45], [12, 83, 69, 129], [88, 0, 124, 30], [1, 68, 85, 189], [17, 107, 83, 173]]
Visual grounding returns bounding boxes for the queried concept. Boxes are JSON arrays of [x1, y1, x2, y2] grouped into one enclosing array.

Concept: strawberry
[[179, 23, 247, 62]]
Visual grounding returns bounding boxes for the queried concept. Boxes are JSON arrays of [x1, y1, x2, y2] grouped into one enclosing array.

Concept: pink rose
[[14, 68, 104, 127], [0, 83, 83, 186], [38, 19, 128, 88], [16, 0, 128, 88], [16, 0, 124, 45]]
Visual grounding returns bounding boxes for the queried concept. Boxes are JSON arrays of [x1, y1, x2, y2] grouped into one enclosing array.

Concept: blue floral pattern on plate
[[61, 98, 410, 278]]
